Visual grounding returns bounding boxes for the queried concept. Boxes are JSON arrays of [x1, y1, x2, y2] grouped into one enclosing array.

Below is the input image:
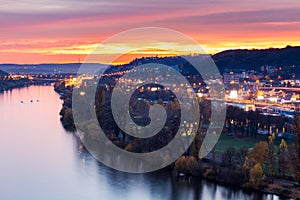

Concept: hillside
[[213, 46, 300, 72]]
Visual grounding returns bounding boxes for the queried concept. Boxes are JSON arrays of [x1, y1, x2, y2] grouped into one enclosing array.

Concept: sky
[[1, 0, 300, 64]]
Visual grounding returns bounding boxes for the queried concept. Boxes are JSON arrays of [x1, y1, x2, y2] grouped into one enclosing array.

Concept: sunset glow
[[1, 0, 300, 64]]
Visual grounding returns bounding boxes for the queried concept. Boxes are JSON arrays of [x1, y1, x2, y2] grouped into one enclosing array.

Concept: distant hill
[[0, 63, 107, 74], [1, 46, 300, 75], [212, 46, 300, 72], [114, 46, 300, 74], [0, 69, 8, 76], [0, 63, 82, 74]]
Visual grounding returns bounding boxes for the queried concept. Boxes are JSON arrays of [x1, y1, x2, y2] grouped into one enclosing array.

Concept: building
[[223, 70, 245, 89]]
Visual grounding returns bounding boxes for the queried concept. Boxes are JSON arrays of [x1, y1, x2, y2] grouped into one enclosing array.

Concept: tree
[[191, 127, 203, 158], [186, 156, 198, 175], [248, 141, 268, 165], [236, 146, 249, 167], [291, 113, 300, 184], [222, 147, 235, 167], [175, 156, 187, 173], [278, 139, 289, 178], [62, 107, 76, 131], [268, 134, 276, 182], [175, 156, 198, 175], [243, 157, 251, 181], [250, 163, 264, 188]]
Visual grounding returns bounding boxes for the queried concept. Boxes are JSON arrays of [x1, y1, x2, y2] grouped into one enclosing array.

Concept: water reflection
[[0, 86, 283, 200]]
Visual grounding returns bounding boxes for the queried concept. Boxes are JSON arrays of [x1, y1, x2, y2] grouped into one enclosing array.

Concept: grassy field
[[215, 134, 257, 153]]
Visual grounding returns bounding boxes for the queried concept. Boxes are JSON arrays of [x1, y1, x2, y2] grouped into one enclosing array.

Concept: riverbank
[[0, 78, 56, 93], [0, 78, 32, 92], [172, 155, 300, 199], [55, 82, 300, 199], [54, 81, 76, 131]]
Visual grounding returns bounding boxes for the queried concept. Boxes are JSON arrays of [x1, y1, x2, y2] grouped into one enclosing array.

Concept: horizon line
[[0, 45, 298, 66]]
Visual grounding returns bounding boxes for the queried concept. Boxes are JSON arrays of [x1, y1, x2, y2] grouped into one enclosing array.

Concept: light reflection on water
[[0, 85, 282, 200]]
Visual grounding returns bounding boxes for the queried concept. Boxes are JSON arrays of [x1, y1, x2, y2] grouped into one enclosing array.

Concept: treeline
[[54, 81, 76, 131], [173, 115, 300, 198], [213, 45, 300, 73], [0, 78, 32, 92], [225, 106, 290, 139], [175, 133, 300, 184]]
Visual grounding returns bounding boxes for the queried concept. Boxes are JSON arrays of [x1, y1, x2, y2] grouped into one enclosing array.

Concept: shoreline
[[62, 125, 300, 199], [0, 80, 31, 92], [0, 79, 55, 93], [54, 83, 300, 200]]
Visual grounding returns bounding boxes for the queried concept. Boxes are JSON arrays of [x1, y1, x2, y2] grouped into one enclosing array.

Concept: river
[[0, 85, 284, 200]]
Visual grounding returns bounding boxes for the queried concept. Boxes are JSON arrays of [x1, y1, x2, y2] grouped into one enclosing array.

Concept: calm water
[[0, 85, 283, 200]]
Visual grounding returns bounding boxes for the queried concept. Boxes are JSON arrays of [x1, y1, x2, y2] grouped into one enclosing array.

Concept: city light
[[229, 90, 238, 99]]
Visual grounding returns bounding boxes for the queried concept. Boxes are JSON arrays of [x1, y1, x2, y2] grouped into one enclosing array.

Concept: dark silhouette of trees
[[278, 139, 289, 178], [267, 134, 276, 183], [290, 113, 300, 184], [236, 146, 248, 167], [222, 147, 235, 167]]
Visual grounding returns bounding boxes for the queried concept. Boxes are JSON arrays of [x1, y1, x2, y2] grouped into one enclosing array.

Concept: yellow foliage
[[279, 139, 287, 149], [248, 141, 268, 165], [250, 163, 264, 188]]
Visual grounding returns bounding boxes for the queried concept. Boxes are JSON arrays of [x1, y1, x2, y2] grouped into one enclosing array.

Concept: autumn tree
[[248, 141, 268, 165], [250, 163, 264, 188], [268, 134, 276, 182], [185, 156, 198, 175], [278, 139, 289, 178], [175, 156, 187, 173]]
